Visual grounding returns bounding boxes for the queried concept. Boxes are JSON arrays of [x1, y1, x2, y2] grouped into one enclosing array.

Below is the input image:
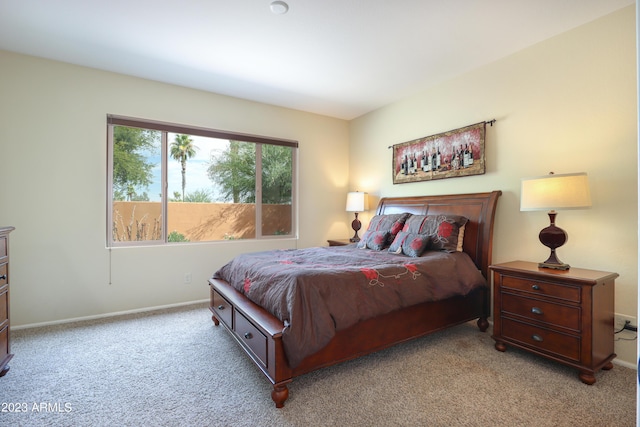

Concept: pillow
[[356, 213, 411, 249], [400, 215, 431, 234], [403, 234, 431, 257], [358, 230, 391, 251], [388, 231, 408, 254], [420, 214, 469, 252], [389, 231, 430, 257], [455, 223, 466, 252]]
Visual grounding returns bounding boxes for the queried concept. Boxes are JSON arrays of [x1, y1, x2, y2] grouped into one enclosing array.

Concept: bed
[[209, 191, 501, 407]]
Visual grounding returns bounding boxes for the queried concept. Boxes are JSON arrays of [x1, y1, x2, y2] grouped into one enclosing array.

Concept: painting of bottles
[[392, 121, 486, 184]]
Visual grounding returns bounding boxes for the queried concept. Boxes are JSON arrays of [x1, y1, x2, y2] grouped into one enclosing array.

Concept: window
[[107, 115, 297, 246]]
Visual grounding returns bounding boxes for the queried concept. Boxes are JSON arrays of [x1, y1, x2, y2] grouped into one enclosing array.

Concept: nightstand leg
[[579, 371, 596, 385], [602, 362, 614, 371], [494, 341, 507, 352]]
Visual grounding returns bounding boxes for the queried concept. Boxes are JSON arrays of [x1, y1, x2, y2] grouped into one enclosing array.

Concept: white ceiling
[[0, 0, 634, 120]]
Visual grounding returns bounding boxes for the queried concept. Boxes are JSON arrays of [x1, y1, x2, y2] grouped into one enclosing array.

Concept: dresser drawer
[[235, 310, 268, 368], [0, 325, 8, 361], [502, 293, 580, 331], [211, 289, 233, 328], [501, 276, 580, 303], [0, 264, 6, 287], [0, 236, 6, 262], [502, 318, 580, 362], [0, 288, 7, 329]]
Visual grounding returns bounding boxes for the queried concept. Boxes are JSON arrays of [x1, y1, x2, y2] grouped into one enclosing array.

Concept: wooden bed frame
[[209, 191, 501, 407]]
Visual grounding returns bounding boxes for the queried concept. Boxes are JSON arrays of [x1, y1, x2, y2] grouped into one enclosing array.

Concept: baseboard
[[12, 299, 209, 331], [613, 359, 636, 370]]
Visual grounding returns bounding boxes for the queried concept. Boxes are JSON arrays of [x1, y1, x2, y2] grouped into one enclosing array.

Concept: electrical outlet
[[184, 273, 192, 284], [614, 313, 636, 331]]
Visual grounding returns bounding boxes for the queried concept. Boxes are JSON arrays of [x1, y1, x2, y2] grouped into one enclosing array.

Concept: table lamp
[[346, 191, 368, 242], [520, 172, 591, 270]]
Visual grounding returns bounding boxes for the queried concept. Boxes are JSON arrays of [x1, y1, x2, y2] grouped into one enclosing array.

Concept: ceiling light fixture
[[270, 1, 289, 15]]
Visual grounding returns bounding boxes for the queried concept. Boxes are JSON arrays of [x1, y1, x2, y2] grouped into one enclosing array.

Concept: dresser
[[0, 226, 14, 378], [490, 260, 617, 385]]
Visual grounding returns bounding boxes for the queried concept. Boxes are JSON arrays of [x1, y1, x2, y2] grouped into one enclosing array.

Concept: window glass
[[111, 126, 162, 243], [261, 144, 293, 237]]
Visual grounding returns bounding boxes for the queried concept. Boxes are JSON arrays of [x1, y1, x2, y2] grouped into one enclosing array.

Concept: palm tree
[[170, 134, 198, 201]]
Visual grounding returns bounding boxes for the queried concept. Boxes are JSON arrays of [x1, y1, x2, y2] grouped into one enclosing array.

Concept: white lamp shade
[[346, 191, 368, 212], [520, 172, 592, 211]]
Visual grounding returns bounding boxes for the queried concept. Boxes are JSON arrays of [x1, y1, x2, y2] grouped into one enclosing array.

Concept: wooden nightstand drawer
[[235, 310, 268, 368], [502, 276, 580, 303], [501, 293, 580, 331], [502, 318, 581, 362], [211, 289, 233, 328]]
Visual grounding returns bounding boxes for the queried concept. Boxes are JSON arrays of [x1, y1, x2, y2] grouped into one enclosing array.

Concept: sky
[[145, 134, 227, 202]]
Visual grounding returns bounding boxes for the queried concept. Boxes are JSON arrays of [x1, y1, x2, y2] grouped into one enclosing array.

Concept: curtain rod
[[387, 119, 496, 149]]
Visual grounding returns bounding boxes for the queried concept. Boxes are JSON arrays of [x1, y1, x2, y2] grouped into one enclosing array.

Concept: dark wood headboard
[[376, 191, 502, 280]]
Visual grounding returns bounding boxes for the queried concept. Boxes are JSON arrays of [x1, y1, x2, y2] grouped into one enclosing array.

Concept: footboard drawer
[[235, 311, 268, 368], [211, 289, 233, 328]]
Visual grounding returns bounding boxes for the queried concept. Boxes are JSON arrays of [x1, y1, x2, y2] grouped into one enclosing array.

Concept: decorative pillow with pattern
[[421, 214, 469, 252], [388, 231, 430, 257], [400, 215, 431, 234], [387, 231, 408, 254], [356, 213, 411, 249], [365, 230, 391, 251]]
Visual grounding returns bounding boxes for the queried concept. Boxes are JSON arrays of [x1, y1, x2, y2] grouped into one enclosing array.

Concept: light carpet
[[0, 303, 635, 426]]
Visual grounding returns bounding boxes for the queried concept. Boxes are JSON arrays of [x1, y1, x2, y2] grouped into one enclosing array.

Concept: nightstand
[[490, 261, 618, 385], [327, 239, 352, 246]]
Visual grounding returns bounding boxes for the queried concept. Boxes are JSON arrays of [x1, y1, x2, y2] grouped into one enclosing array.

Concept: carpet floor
[[0, 303, 636, 426]]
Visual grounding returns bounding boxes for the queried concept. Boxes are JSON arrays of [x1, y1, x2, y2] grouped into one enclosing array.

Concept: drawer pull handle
[[244, 332, 253, 340], [531, 307, 543, 315], [0, 275, 6, 280], [531, 284, 540, 290], [217, 305, 225, 310], [532, 334, 543, 342]]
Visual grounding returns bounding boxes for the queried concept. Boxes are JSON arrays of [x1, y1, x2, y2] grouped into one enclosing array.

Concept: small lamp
[[346, 191, 368, 242], [520, 172, 592, 270]]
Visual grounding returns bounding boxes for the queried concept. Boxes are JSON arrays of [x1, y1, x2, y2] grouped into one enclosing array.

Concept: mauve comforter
[[213, 245, 486, 368]]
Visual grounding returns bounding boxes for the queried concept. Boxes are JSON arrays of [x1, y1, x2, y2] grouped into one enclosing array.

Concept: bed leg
[[211, 315, 219, 326], [477, 317, 489, 332], [272, 384, 289, 408]]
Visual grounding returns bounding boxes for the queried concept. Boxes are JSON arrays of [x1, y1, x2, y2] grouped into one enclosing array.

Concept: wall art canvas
[[392, 122, 486, 184]]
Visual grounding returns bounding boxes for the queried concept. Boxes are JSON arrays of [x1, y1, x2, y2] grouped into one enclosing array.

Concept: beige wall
[[0, 50, 349, 326], [350, 6, 638, 365]]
